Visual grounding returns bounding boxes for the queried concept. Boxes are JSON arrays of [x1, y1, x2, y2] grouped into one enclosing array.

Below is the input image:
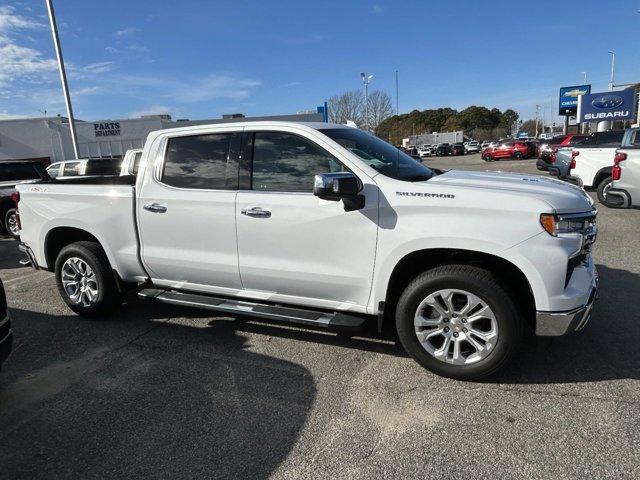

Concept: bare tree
[[328, 91, 364, 126], [366, 90, 394, 133]]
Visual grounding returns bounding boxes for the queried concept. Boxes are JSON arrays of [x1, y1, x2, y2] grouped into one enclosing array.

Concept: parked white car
[[465, 141, 481, 154], [417, 145, 432, 157], [608, 128, 640, 208], [16, 121, 598, 380]]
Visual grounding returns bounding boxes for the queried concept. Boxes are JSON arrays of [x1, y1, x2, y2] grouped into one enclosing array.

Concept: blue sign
[[559, 85, 591, 115], [317, 102, 329, 122], [517, 132, 528, 139], [578, 89, 637, 123]]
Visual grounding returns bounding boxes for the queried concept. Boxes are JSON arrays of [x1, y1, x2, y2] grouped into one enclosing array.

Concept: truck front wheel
[[395, 265, 523, 380], [54, 241, 123, 318]]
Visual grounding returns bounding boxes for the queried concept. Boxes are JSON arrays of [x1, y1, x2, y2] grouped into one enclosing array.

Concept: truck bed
[[16, 179, 146, 280]]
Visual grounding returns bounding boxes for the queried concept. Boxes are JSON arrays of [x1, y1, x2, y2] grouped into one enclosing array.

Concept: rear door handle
[[241, 206, 271, 218], [143, 203, 167, 213]]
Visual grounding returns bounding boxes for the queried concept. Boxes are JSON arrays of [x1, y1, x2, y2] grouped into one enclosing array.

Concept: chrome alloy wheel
[[414, 289, 498, 365], [61, 257, 98, 307], [6, 211, 19, 237]]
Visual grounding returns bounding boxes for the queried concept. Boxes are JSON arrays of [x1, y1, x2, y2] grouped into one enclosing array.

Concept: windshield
[[319, 128, 434, 181]]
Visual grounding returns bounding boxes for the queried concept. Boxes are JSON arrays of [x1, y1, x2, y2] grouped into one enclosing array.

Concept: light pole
[[45, 0, 79, 159], [535, 104, 541, 137], [608, 51, 615, 91], [360, 72, 373, 131], [581, 71, 587, 84]]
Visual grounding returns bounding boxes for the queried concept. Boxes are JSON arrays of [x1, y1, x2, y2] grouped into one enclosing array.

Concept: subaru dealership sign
[[559, 85, 591, 115], [577, 89, 637, 123]]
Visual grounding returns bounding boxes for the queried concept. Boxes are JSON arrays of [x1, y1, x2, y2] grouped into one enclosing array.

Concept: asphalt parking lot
[[1, 155, 639, 479]]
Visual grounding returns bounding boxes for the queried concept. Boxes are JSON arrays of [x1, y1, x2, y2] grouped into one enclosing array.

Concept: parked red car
[[482, 141, 529, 161]]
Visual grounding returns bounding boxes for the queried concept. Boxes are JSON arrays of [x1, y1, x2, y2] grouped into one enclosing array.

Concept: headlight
[[540, 212, 595, 237]]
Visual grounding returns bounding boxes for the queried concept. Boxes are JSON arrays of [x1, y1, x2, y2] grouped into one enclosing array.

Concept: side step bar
[[138, 289, 366, 332]]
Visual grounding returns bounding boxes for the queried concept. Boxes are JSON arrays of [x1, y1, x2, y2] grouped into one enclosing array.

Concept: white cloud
[[129, 105, 172, 118], [0, 5, 45, 31], [0, 43, 57, 86], [172, 74, 262, 102], [113, 27, 139, 38], [372, 4, 383, 14]]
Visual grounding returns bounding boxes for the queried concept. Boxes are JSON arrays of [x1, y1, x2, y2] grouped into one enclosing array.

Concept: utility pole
[[395, 70, 399, 115], [535, 104, 540, 137], [46, 0, 79, 159], [360, 72, 373, 131]]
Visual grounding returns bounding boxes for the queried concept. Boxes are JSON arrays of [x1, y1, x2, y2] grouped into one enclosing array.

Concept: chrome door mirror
[[313, 172, 364, 212]]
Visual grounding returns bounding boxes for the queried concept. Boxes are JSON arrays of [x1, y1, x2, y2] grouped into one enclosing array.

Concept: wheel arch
[[45, 227, 109, 271], [593, 167, 613, 188], [379, 248, 536, 331]]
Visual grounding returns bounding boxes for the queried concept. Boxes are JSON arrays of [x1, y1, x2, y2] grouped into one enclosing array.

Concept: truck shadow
[[0, 305, 316, 480], [493, 264, 640, 384]]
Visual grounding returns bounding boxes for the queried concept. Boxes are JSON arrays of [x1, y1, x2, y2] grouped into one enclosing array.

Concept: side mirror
[[313, 172, 365, 211]]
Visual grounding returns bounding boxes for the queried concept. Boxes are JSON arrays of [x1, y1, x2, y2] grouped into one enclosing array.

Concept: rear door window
[[161, 133, 237, 189]]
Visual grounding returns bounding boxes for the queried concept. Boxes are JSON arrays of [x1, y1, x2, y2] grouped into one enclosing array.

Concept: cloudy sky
[[1, 0, 639, 123]]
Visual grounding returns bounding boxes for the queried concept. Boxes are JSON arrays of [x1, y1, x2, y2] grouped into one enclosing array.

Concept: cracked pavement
[[1, 156, 639, 479]]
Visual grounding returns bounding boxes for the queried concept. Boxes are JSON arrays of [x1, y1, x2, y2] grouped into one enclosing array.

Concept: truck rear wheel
[[395, 265, 523, 380], [596, 176, 622, 207], [54, 241, 123, 318]]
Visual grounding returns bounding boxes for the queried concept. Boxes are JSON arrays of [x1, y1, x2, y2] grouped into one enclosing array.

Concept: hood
[[430, 169, 594, 213]]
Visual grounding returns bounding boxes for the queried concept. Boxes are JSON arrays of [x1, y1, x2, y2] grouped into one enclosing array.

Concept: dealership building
[[0, 112, 323, 164]]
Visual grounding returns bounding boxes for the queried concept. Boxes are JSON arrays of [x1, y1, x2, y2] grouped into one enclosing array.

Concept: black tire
[[483, 154, 493, 162], [4, 208, 20, 240], [395, 265, 524, 381], [596, 176, 621, 207], [513, 152, 523, 160], [54, 241, 123, 318]]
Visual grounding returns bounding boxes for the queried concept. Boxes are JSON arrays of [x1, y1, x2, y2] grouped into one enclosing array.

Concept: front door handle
[[143, 202, 167, 213], [241, 206, 271, 218]]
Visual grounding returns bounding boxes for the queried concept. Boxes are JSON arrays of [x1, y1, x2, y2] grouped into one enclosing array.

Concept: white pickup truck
[[16, 121, 599, 380], [568, 130, 626, 204], [608, 128, 640, 208]]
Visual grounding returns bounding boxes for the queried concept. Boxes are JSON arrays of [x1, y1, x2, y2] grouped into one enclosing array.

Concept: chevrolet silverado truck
[[16, 122, 599, 380], [608, 128, 640, 208]]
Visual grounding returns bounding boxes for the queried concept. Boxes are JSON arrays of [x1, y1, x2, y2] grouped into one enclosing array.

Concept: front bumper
[[535, 272, 598, 336]]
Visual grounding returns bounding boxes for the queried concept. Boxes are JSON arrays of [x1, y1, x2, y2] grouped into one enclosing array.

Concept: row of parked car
[[406, 141, 482, 158], [536, 128, 640, 209]]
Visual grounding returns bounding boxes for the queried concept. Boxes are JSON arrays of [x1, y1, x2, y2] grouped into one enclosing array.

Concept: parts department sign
[[578, 89, 637, 123], [93, 122, 121, 137], [559, 85, 591, 116]]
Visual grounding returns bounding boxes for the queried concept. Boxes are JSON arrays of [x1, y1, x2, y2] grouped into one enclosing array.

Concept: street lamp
[[608, 51, 615, 91], [581, 71, 587, 84], [360, 72, 373, 131], [535, 104, 541, 137]]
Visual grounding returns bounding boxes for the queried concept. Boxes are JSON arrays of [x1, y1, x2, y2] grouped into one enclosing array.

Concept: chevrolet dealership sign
[[559, 85, 591, 116], [578, 89, 637, 122]]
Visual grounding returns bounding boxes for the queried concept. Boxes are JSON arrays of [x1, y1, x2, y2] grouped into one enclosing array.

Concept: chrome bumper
[[535, 275, 599, 336]]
